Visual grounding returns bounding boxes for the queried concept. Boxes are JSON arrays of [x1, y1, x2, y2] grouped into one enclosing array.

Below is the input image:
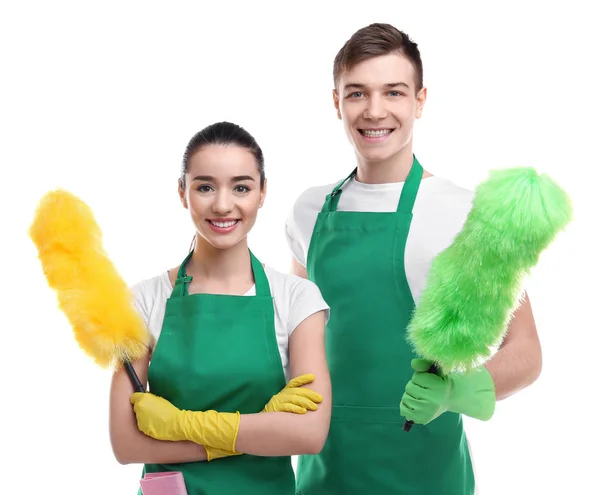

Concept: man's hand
[[400, 359, 496, 425]]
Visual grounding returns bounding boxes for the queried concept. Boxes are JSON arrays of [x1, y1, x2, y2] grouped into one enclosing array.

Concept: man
[[285, 23, 541, 494]]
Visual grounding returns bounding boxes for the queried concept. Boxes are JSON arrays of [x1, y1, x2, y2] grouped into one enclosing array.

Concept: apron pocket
[[298, 405, 429, 494], [332, 404, 406, 424]]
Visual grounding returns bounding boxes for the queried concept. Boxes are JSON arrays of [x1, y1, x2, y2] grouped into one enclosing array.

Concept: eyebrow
[[192, 175, 256, 182], [344, 82, 410, 91]]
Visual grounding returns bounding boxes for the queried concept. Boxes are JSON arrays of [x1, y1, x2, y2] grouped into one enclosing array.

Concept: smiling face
[[179, 144, 266, 251], [333, 53, 427, 169]]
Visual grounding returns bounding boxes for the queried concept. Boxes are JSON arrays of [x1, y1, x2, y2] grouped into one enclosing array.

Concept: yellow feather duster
[[29, 189, 150, 383]]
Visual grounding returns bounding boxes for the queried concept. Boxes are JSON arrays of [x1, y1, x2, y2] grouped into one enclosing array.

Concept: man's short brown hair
[[333, 23, 423, 93]]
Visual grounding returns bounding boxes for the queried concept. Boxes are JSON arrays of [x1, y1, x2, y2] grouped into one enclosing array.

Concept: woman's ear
[[259, 179, 267, 208], [178, 178, 188, 209]]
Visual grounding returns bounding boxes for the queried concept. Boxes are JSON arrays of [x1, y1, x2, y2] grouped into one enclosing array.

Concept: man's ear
[[333, 89, 342, 120]]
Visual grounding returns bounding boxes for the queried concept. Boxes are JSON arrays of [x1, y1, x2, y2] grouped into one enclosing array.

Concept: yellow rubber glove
[[202, 446, 240, 462], [263, 374, 323, 414], [130, 392, 240, 461], [207, 375, 322, 459]]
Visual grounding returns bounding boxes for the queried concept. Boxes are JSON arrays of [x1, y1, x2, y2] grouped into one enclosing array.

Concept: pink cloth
[[139, 471, 188, 495]]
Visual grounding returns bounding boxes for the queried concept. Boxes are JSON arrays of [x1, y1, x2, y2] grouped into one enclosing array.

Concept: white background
[[2, 1, 598, 494]]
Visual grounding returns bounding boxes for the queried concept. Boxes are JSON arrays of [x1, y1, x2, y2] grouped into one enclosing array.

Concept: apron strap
[[172, 250, 195, 297], [321, 168, 357, 213], [250, 250, 270, 297], [396, 156, 423, 214]]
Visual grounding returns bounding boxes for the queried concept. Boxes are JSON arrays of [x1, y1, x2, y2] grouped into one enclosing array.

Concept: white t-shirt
[[285, 174, 475, 305], [131, 265, 330, 381]]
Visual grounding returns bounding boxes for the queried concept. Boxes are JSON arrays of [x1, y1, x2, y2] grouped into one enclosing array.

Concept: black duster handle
[[124, 361, 145, 393], [403, 363, 439, 432]]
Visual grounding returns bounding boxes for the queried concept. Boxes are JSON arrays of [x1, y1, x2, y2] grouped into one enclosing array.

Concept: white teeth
[[211, 220, 237, 228], [362, 129, 391, 137]]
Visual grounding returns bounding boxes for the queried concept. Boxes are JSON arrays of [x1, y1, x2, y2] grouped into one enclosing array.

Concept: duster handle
[[402, 363, 439, 432], [125, 361, 145, 393]]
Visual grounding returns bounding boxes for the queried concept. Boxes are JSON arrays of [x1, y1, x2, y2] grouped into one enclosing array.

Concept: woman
[[109, 121, 331, 494]]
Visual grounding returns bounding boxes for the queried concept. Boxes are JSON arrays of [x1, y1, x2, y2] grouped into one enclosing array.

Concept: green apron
[[296, 157, 474, 494], [140, 250, 295, 495]]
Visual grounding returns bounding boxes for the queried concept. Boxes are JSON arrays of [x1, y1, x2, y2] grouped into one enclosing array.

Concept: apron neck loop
[[396, 155, 423, 214], [323, 156, 423, 215], [172, 249, 269, 298]]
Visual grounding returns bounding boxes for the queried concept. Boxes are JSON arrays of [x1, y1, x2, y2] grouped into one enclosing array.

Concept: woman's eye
[[234, 185, 250, 193], [197, 185, 213, 192]]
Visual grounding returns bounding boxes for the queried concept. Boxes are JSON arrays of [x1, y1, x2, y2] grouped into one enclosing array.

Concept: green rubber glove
[[400, 358, 496, 425]]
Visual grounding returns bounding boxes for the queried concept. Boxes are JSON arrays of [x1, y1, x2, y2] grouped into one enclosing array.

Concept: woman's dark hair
[[180, 121, 265, 189]]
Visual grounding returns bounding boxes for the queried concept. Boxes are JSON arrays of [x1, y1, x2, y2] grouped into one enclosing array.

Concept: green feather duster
[[407, 167, 572, 375]]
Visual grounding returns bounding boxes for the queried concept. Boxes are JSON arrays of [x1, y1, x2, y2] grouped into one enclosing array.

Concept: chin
[[359, 149, 397, 164], [364, 141, 410, 163], [209, 237, 245, 251]]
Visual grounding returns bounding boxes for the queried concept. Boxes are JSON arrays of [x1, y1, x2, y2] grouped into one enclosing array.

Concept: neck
[[187, 236, 252, 284], [355, 138, 429, 184]]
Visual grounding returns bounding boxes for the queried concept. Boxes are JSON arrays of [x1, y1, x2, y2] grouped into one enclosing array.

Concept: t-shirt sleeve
[[130, 280, 149, 326], [285, 202, 307, 267], [129, 280, 156, 348], [287, 277, 330, 336], [285, 184, 334, 268]]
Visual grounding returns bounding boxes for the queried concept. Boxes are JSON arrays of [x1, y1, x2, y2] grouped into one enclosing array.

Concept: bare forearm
[[114, 426, 208, 465], [484, 337, 542, 400], [110, 356, 208, 465], [235, 411, 327, 456]]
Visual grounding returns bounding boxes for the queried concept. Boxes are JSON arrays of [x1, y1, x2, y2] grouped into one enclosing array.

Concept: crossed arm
[[109, 310, 331, 465], [109, 351, 207, 465]]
